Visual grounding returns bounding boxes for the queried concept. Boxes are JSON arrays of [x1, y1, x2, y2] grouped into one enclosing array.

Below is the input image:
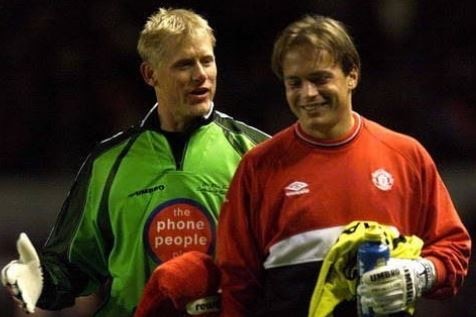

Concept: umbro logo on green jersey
[[128, 184, 166, 197], [285, 181, 310, 196]]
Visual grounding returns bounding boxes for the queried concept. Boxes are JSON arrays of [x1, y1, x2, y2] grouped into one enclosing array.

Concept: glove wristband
[[418, 258, 436, 293]]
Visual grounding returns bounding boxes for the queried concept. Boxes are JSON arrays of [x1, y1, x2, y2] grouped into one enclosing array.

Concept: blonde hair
[[137, 8, 216, 66], [271, 15, 360, 79]]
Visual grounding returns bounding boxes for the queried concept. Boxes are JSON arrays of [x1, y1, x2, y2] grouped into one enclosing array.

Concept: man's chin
[[189, 102, 212, 117], [300, 113, 333, 128]]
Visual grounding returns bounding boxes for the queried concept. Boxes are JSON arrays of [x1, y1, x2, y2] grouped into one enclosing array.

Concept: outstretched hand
[[1, 233, 43, 313]]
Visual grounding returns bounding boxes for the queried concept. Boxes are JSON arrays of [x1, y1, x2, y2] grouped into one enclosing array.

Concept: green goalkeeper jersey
[[37, 106, 269, 316]]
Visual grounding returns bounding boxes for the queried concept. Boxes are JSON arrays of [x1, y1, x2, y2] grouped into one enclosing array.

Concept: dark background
[[0, 1, 474, 316]]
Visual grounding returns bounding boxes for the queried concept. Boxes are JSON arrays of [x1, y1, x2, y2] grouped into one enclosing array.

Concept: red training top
[[217, 113, 471, 317]]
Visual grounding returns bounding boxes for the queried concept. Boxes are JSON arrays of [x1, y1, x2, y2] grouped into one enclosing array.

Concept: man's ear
[[140, 62, 157, 87], [347, 68, 359, 90]]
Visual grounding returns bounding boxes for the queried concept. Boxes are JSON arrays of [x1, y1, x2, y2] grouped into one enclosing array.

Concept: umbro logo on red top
[[285, 181, 310, 196]]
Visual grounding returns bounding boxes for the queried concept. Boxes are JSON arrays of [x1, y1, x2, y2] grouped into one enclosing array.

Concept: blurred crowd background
[[0, 0, 474, 316]]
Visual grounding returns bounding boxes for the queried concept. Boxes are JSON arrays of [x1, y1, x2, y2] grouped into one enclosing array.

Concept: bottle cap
[[364, 224, 383, 242]]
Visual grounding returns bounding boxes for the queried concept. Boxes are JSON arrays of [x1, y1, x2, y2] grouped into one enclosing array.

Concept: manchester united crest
[[371, 168, 394, 191]]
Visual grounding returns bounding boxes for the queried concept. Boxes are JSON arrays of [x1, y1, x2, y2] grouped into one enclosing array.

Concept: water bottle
[[357, 231, 390, 317]]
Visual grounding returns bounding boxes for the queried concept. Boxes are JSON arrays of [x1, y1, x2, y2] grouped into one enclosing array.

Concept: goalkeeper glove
[[1, 233, 43, 314], [134, 251, 220, 317], [358, 258, 436, 315]]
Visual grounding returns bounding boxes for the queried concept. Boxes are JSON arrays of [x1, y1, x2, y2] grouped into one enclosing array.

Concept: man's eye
[[286, 81, 301, 88], [310, 75, 331, 85], [201, 57, 215, 65], [175, 61, 193, 69]]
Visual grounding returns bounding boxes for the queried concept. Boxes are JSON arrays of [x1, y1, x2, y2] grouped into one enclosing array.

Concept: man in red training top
[[216, 14, 471, 317]]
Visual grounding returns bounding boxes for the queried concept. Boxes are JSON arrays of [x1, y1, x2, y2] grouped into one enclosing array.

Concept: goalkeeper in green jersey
[[1, 7, 269, 317]]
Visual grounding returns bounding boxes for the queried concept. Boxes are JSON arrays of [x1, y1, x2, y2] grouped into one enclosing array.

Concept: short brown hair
[[271, 15, 360, 79]]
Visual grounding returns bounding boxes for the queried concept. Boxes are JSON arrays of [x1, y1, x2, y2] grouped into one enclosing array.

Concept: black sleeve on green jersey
[[37, 153, 94, 309], [37, 127, 140, 310]]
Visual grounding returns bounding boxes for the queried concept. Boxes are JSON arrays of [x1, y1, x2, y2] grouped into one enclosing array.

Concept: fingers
[[359, 266, 413, 314], [362, 279, 403, 296], [0, 264, 7, 286], [17, 233, 40, 264], [12, 294, 35, 314], [24, 297, 36, 314], [360, 288, 406, 314], [1, 261, 21, 286], [361, 265, 401, 285]]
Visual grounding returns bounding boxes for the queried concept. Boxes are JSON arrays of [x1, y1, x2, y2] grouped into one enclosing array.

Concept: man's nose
[[192, 63, 207, 82], [303, 81, 319, 97]]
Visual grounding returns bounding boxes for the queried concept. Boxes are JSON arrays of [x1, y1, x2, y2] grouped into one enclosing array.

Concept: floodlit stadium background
[[1, 1, 474, 316]]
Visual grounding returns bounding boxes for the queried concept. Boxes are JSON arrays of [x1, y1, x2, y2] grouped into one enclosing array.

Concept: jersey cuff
[[425, 256, 447, 287]]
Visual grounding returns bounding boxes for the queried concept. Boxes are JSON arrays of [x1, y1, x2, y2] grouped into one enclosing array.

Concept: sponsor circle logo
[[144, 199, 215, 263]]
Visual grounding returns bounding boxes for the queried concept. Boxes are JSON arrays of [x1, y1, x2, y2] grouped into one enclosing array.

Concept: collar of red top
[[295, 112, 362, 147]]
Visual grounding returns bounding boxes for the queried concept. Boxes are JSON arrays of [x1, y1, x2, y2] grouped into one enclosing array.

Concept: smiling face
[[282, 45, 358, 140], [142, 30, 217, 131]]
